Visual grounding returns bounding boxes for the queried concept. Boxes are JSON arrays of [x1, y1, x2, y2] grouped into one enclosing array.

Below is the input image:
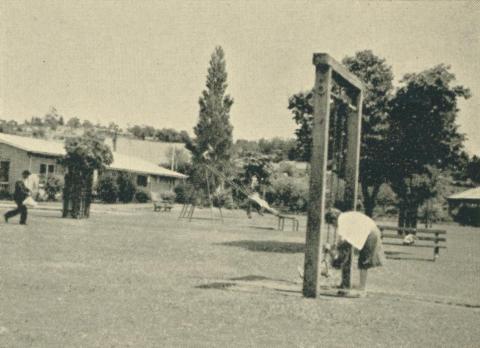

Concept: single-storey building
[[0, 133, 187, 195]]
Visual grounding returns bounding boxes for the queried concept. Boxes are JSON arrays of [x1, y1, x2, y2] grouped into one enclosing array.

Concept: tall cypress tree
[[190, 46, 234, 192]]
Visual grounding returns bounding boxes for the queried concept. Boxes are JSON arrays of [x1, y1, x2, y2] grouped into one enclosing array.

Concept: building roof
[[104, 137, 189, 166], [0, 133, 187, 179], [448, 187, 480, 201], [0, 132, 65, 156], [108, 152, 187, 179]]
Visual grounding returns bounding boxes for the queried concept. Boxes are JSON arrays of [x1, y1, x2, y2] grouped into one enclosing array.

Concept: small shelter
[[447, 187, 480, 226]]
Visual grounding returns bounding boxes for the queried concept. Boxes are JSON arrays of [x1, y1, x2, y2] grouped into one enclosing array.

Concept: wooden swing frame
[[302, 53, 364, 298]]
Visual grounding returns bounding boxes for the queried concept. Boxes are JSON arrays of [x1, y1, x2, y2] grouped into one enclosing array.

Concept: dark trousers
[[5, 201, 28, 224]]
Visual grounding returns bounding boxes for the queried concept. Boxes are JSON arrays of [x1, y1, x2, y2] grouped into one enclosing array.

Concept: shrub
[[117, 173, 136, 203], [212, 190, 235, 209], [0, 190, 12, 200], [418, 201, 447, 223], [96, 174, 119, 203], [376, 184, 398, 211], [174, 182, 195, 204], [266, 176, 309, 213], [135, 190, 150, 203], [160, 191, 176, 203], [44, 176, 64, 201]]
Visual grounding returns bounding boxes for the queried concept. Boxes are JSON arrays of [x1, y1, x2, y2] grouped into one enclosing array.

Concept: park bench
[[151, 192, 174, 212], [378, 225, 447, 261], [154, 200, 173, 212]]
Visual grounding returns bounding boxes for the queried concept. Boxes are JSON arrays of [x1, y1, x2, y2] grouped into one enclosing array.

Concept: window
[[0, 161, 10, 182], [40, 163, 55, 175], [137, 175, 148, 187]]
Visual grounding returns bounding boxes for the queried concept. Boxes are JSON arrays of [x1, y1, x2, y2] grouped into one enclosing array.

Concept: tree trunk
[[398, 199, 418, 233], [63, 168, 94, 219], [406, 204, 419, 231], [361, 181, 380, 217]]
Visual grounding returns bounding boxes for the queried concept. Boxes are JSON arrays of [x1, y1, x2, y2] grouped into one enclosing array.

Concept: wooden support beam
[[340, 89, 363, 289], [303, 64, 332, 298], [313, 53, 363, 91]]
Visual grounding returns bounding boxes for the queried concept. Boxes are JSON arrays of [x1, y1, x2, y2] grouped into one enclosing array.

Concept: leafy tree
[[0, 120, 20, 134], [29, 116, 44, 127], [288, 91, 314, 162], [164, 146, 191, 173], [82, 119, 94, 129], [66, 117, 82, 129], [155, 128, 191, 143], [376, 184, 397, 213], [116, 173, 136, 203], [233, 139, 260, 157], [107, 122, 121, 134], [189, 46, 234, 195], [451, 150, 471, 180], [234, 138, 296, 162], [466, 155, 480, 183], [44, 107, 64, 130], [238, 151, 273, 194], [61, 132, 113, 218], [128, 125, 156, 140], [388, 64, 470, 227], [342, 50, 394, 216]]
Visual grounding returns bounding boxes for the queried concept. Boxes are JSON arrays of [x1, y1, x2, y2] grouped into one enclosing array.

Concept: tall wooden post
[[302, 64, 332, 298], [340, 91, 363, 288], [303, 53, 363, 297]]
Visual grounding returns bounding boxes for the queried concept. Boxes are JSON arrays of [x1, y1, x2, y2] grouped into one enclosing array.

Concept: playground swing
[[178, 165, 225, 223], [302, 53, 364, 298], [179, 163, 299, 231], [319, 97, 351, 279]]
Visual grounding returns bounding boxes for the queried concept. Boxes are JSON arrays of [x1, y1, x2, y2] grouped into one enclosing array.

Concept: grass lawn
[[0, 206, 479, 347]]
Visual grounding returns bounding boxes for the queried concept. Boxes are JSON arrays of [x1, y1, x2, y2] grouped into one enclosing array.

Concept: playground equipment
[[178, 163, 299, 231], [178, 165, 224, 222], [302, 53, 364, 298]]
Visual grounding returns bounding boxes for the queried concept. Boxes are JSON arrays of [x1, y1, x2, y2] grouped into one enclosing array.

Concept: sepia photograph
[[0, 0, 479, 347]]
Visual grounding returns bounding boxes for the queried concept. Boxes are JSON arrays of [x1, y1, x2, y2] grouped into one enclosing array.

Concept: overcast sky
[[1, 0, 479, 154]]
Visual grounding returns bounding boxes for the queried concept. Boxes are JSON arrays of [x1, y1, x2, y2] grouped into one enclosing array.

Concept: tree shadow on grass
[[384, 250, 435, 262], [196, 274, 301, 296], [219, 240, 304, 254]]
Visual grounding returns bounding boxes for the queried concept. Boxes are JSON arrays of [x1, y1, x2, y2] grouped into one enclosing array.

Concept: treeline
[[233, 138, 298, 162], [0, 107, 192, 144]]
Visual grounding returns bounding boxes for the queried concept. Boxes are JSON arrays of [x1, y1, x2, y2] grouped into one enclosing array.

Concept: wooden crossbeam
[[313, 53, 363, 91]]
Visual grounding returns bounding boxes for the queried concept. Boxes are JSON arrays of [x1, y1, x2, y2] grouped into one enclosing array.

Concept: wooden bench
[[378, 225, 447, 261], [277, 214, 299, 232], [153, 200, 173, 212]]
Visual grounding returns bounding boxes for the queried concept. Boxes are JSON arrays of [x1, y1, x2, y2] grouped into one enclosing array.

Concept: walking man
[[4, 170, 31, 225]]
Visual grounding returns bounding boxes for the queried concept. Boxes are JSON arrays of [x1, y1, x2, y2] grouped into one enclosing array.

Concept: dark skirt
[[358, 231, 383, 270]]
